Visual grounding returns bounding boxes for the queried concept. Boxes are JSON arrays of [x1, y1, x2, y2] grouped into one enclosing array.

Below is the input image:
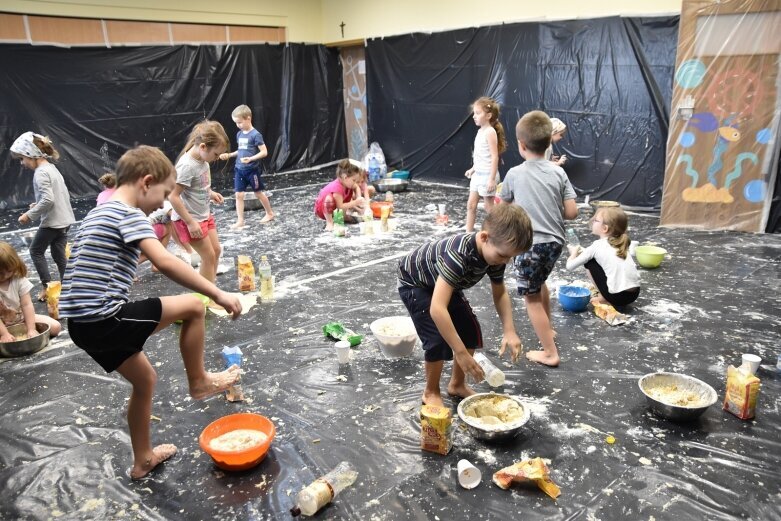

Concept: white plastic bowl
[[369, 316, 418, 358]]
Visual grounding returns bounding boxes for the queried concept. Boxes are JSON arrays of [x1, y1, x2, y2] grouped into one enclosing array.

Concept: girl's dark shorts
[[398, 286, 483, 362], [67, 298, 162, 372]]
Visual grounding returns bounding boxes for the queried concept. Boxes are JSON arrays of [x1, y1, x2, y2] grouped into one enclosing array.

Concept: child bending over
[[501, 111, 578, 367], [0, 242, 61, 342], [60, 145, 242, 480], [566, 207, 640, 308], [398, 204, 532, 406], [314, 159, 366, 231]]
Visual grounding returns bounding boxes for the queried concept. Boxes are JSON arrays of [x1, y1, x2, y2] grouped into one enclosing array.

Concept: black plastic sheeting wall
[[366, 16, 679, 209], [0, 44, 346, 208]]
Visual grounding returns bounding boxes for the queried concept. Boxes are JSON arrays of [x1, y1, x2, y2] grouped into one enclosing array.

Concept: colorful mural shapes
[[675, 59, 707, 89]]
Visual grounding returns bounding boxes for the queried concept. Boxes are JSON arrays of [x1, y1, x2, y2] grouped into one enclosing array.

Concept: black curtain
[[0, 43, 346, 208], [366, 16, 679, 209]]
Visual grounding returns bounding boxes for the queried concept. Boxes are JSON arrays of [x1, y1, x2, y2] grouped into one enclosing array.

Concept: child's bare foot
[[324, 224, 334, 232], [447, 382, 476, 400], [190, 366, 241, 399], [590, 296, 608, 306], [422, 390, 444, 407], [130, 443, 177, 480], [259, 214, 274, 224], [230, 221, 245, 230], [526, 350, 560, 367]]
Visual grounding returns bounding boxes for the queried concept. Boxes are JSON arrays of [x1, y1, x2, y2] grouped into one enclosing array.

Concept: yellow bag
[[237, 255, 256, 292], [46, 281, 61, 320], [723, 365, 760, 420], [492, 457, 561, 500]]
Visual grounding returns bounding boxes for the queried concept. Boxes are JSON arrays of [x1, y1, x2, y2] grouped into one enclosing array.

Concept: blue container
[[391, 170, 410, 180], [558, 286, 591, 312]]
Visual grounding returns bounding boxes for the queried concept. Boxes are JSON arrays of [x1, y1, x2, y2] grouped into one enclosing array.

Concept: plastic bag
[[221, 346, 244, 402], [322, 322, 363, 346], [362, 142, 387, 182], [46, 281, 61, 320]]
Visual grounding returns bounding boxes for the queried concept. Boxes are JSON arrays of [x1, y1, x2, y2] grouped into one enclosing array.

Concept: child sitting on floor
[[314, 159, 366, 231], [397, 204, 532, 406], [0, 241, 61, 342], [565, 206, 640, 308], [59, 145, 242, 480]]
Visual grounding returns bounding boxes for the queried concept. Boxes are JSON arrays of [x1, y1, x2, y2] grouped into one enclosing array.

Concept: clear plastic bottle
[[293, 461, 358, 517], [368, 156, 380, 182], [258, 255, 274, 302], [473, 352, 505, 387], [363, 206, 374, 235], [566, 228, 580, 247]]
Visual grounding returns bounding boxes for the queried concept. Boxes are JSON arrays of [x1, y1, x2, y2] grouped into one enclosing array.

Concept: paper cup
[[438, 203, 446, 215], [742, 353, 761, 375], [457, 459, 481, 489], [335, 340, 351, 364]]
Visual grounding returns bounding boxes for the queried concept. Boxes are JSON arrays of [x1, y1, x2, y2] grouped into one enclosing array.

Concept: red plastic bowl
[[199, 413, 275, 471]]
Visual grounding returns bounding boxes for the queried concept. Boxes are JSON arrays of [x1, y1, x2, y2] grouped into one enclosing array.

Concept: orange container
[[199, 413, 276, 471], [370, 201, 394, 219]]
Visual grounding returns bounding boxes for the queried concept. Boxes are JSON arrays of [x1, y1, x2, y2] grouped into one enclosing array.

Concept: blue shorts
[[398, 286, 483, 362], [234, 167, 265, 193], [514, 242, 563, 295]]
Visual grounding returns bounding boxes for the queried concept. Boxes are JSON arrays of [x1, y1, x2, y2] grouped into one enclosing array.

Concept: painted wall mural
[[340, 46, 368, 161], [660, 1, 780, 233]]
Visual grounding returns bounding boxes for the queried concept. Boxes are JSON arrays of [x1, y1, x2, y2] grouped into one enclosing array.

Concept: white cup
[[456, 459, 481, 489], [742, 353, 761, 375], [438, 203, 446, 215], [335, 340, 351, 364]]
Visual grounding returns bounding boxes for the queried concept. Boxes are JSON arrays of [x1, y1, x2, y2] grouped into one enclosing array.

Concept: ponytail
[[33, 134, 60, 161], [609, 234, 630, 259]]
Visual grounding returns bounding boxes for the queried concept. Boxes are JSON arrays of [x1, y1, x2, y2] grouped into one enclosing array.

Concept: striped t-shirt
[[60, 201, 157, 321], [397, 233, 505, 290]]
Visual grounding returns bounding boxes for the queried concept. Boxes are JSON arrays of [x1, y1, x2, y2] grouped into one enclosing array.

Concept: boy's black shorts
[[67, 298, 162, 372], [398, 286, 483, 362]]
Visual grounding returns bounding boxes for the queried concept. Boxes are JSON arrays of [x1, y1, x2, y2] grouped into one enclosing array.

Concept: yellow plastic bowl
[[635, 245, 667, 269], [199, 413, 275, 471]]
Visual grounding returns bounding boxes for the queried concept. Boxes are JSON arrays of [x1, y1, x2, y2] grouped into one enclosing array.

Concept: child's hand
[[1, 331, 15, 343], [464, 168, 474, 179], [219, 153, 230, 161], [214, 291, 242, 319], [557, 155, 567, 166], [567, 245, 581, 256], [187, 222, 204, 239], [499, 333, 523, 363], [240, 157, 251, 164], [18, 214, 31, 225], [455, 350, 484, 382], [487, 179, 496, 193], [210, 191, 224, 204], [26, 328, 38, 339]]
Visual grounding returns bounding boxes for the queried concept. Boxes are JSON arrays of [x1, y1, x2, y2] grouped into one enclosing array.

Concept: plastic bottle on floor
[[292, 461, 358, 516], [473, 352, 505, 387], [259, 255, 274, 302]]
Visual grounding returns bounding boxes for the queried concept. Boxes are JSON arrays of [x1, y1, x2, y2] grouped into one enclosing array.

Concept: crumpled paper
[[492, 457, 561, 500]]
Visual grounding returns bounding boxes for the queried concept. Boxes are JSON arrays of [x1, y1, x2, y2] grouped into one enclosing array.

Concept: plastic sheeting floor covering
[[1, 170, 780, 520]]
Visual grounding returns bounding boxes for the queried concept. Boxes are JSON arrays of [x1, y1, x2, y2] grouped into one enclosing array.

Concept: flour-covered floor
[[1, 169, 780, 520]]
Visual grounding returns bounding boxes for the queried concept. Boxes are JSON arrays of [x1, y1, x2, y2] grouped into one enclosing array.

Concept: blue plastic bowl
[[391, 170, 410, 180], [558, 286, 591, 312]]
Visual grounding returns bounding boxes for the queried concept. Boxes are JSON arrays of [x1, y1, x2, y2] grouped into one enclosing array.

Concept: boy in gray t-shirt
[[501, 111, 578, 368]]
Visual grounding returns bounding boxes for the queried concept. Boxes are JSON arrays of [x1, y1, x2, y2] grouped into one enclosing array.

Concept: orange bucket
[[370, 201, 394, 219], [199, 413, 276, 471]]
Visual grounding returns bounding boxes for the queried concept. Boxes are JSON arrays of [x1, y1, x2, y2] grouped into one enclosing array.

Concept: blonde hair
[[179, 120, 230, 159], [515, 110, 552, 155], [336, 158, 362, 180], [0, 242, 28, 279], [116, 146, 175, 186], [98, 172, 117, 189], [232, 105, 252, 120], [473, 97, 507, 154], [596, 207, 631, 259], [483, 204, 533, 253]]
